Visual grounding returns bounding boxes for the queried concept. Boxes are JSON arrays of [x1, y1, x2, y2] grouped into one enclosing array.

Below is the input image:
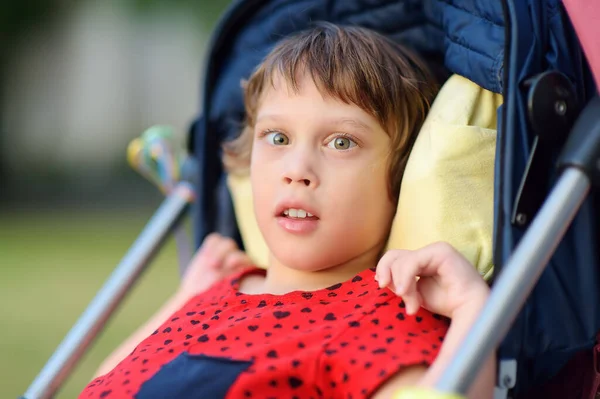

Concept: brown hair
[[223, 22, 438, 201]]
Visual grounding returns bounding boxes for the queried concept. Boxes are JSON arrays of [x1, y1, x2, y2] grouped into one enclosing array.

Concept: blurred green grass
[[0, 209, 185, 398]]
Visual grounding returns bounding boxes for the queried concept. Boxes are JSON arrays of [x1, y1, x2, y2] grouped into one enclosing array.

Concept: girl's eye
[[327, 136, 357, 150], [265, 131, 289, 145]]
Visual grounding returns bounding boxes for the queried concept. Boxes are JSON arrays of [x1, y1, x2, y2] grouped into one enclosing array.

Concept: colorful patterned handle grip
[[127, 125, 184, 194]]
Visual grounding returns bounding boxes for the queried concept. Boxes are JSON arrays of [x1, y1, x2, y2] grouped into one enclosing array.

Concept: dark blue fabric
[[135, 353, 252, 399], [431, 0, 505, 93], [498, 0, 600, 395]]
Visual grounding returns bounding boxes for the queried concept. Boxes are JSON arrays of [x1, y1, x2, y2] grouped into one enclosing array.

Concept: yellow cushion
[[227, 74, 502, 280], [385, 75, 502, 280], [227, 173, 271, 268]]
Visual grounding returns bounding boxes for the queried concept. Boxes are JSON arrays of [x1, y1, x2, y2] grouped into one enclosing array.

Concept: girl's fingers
[[375, 266, 392, 290], [390, 250, 422, 292], [403, 290, 423, 316], [375, 250, 404, 288], [379, 243, 486, 318], [188, 233, 224, 271], [415, 276, 445, 315], [198, 233, 223, 256], [389, 254, 422, 315], [223, 250, 254, 273], [187, 243, 215, 274], [378, 250, 422, 315], [206, 237, 238, 269]]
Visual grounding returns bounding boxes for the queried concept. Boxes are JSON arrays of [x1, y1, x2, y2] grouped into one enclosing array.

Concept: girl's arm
[[374, 242, 495, 399], [93, 289, 195, 378], [92, 233, 253, 378], [373, 296, 496, 399], [373, 293, 494, 399], [418, 293, 495, 399]]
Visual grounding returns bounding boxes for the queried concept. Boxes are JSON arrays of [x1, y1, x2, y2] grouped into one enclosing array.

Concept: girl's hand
[[375, 242, 489, 319], [179, 233, 253, 297]]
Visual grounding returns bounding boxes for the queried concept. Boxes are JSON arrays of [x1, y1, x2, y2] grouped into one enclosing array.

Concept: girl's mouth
[[276, 208, 319, 233], [280, 208, 319, 220]]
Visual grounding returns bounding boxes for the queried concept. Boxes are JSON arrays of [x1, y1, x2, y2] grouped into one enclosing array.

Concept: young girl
[[80, 23, 494, 399]]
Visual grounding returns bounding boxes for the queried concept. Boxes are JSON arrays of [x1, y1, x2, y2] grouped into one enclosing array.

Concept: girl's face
[[250, 72, 396, 272]]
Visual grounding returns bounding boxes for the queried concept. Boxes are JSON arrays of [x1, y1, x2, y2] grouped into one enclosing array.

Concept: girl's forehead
[[256, 83, 386, 138]]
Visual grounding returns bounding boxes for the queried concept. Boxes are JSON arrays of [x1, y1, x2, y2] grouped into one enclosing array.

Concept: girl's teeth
[[283, 208, 313, 218]]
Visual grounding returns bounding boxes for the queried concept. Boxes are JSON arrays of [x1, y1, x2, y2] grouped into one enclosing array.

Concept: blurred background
[[0, 0, 231, 397]]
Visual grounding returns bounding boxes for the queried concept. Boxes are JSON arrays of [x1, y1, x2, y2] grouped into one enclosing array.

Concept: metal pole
[[21, 182, 195, 399], [435, 168, 590, 394]]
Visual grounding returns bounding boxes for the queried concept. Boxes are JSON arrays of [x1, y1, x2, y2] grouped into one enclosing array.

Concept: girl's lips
[[276, 215, 319, 234]]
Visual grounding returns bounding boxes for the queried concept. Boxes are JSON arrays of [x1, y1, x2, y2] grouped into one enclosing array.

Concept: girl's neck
[[243, 241, 384, 295]]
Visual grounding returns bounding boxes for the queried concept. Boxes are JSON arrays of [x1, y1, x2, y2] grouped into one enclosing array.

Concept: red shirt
[[80, 267, 449, 399]]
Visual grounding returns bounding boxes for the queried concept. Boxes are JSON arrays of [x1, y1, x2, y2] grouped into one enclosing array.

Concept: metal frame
[[435, 95, 600, 395], [435, 167, 590, 395]]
